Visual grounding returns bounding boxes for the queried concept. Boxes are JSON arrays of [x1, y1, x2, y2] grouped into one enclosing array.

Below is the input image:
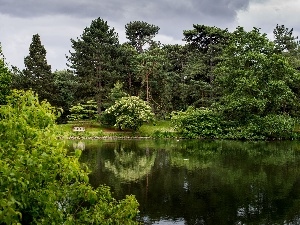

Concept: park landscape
[[1, 18, 300, 224]]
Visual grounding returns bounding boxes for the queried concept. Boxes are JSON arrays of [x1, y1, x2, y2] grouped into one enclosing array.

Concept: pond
[[68, 140, 300, 225]]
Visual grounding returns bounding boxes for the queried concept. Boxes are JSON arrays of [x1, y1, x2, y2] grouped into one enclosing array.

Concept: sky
[[0, 0, 300, 71]]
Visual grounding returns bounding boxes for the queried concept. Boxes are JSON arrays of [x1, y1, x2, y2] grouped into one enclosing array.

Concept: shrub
[[260, 114, 295, 139], [68, 100, 98, 121], [222, 115, 296, 140], [171, 107, 222, 139], [101, 96, 155, 131], [0, 90, 139, 224]]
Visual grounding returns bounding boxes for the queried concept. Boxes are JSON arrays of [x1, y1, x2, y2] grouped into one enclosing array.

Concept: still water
[[70, 140, 300, 225]]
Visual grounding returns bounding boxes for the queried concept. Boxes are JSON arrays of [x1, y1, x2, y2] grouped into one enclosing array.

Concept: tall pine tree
[[23, 34, 54, 103], [67, 17, 120, 113], [183, 25, 229, 107], [125, 21, 160, 53]]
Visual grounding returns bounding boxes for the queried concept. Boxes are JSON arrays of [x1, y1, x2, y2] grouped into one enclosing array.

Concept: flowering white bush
[[102, 96, 155, 131]]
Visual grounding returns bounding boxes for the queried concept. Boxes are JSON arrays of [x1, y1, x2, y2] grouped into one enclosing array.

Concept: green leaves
[[0, 58, 11, 105], [68, 100, 98, 121], [215, 27, 300, 119], [67, 17, 120, 112], [210, 27, 300, 139], [102, 96, 155, 131], [0, 90, 139, 224], [125, 21, 160, 53], [23, 34, 54, 105], [171, 107, 222, 139]]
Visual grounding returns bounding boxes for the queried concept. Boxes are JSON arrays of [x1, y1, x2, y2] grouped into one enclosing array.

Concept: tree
[[162, 44, 190, 112], [105, 81, 128, 108], [68, 99, 98, 121], [273, 24, 299, 53], [10, 65, 25, 90], [67, 17, 120, 113], [0, 90, 139, 224], [135, 46, 166, 103], [214, 27, 300, 139], [23, 34, 54, 104], [101, 96, 155, 131], [0, 44, 11, 105], [273, 24, 300, 71], [115, 43, 140, 96], [125, 21, 160, 53], [52, 70, 77, 122], [183, 25, 229, 106]]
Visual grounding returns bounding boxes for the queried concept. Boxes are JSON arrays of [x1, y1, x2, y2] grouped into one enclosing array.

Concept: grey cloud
[[0, 0, 255, 70], [0, 0, 252, 40], [1, 0, 251, 22], [0, 0, 124, 19]]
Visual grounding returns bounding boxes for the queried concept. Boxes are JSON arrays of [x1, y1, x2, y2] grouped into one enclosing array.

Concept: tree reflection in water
[[73, 140, 300, 225], [105, 146, 156, 182]]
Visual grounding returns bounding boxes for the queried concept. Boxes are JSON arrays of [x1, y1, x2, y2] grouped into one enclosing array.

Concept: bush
[[222, 115, 296, 140], [0, 90, 139, 224], [101, 96, 155, 131], [68, 100, 98, 121], [260, 114, 295, 139], [171, 107, 222, 139]]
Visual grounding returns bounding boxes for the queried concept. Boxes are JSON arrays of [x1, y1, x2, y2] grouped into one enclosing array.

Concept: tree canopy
[[0, 90, 139, 224], [67, 17, 120, 113], [125, 21, 160, 53], [23, 34, 55, 104], [5, 18, 300, 139]]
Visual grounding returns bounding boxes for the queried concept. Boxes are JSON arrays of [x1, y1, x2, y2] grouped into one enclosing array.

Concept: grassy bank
[[56, 120, 177, 139]]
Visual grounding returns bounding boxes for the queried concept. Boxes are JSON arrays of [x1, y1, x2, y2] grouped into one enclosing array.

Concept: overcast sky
[[0, 0, 299, 71]]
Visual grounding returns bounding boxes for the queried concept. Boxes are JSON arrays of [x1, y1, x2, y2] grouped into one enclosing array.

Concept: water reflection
[[104, 146, 156, 182], [70, 140, 300, 225]]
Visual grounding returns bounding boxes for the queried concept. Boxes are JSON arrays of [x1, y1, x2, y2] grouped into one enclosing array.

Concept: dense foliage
[[67, 17, 120, 113], [101, 96, 155, 131], [0, 58, 11, 105], [68, 100, 98, 121], [0, 90, 139, 224], [171, 107, 222, 139], [4, 16, 300, 139], [171, 27, 300, 140], [23, 34, 55, 104]]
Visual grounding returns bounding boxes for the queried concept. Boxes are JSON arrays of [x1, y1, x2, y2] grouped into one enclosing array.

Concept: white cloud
[[0, 14, 93, 70], [154, 34, 183, 45], [236, 0, 300, 38]]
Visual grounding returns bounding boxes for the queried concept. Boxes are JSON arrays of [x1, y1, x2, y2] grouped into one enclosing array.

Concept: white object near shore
[[73, 127, 85, 132]]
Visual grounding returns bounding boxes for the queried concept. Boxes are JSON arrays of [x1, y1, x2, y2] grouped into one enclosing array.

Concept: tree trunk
[[146, 73, 149, 102]]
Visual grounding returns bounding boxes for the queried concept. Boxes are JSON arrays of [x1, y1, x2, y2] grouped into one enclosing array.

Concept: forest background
[[1, 18, 300, 140], [2, 17, 300, 223]]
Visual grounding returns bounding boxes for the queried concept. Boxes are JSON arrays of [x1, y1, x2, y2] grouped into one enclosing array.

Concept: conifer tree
[[125, 21, 160, 53], [23, 34, 54, 103], [67, 17, 120, 113]]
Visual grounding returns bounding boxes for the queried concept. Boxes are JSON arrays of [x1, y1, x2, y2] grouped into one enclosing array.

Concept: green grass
[[56, 121, 103, 137], [139, 120, 176, 137], [56, 120, 176, 138]]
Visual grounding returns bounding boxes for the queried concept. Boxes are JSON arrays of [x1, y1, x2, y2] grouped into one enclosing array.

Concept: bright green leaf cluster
[[102, 96, 155, 131], [171, 107, 222, 139], [0, 90, 139, 224], [68, 100, 98, 121]]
